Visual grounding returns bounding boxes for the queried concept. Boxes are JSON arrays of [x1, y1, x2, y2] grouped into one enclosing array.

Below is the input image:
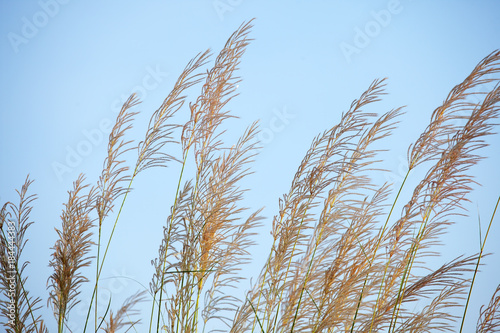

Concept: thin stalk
[[183, 273, 198, 332], [250, 156, 323, 332], [95, 177, 109, 332], [363, 169, 410, 333], [292, 196, 337, 331], [178, 162, 204, 332], [269, 197, 314, 333], [162, 145, 202, 333], [18, 254, 41, 333], [290, 243, 317, 333], [459, 195, 500, 332], [271, 142, 336, 332], [250, 218, 282, 333], [58, 304, 63, 333], [95, 226, 101, 331], [153, 154, 189, 333], [97, 296, 112, 332], [309, 167, 409, 333], [191, 283, 203, 332], [247, 297, 265, 333], [269, 126, 352, 332], [305, 288, 320, 313], [388, 182, 441, 333], [348, 279, 368, 333], [191, 266, 214, 333], [83, 175, 135, 333], [380, 130, 439, 332], [388, 247, 413, 332], [176, 102, 227, 331]]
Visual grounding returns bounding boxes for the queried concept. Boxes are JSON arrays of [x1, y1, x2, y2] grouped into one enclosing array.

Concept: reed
[[1, 21, 499, 332]]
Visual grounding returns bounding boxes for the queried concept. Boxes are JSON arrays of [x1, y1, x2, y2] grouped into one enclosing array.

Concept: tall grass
[[1, 20, 500, 332]]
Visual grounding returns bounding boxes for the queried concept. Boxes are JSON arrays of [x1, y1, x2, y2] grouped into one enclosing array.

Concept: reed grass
[[1, 20, 500, 332]]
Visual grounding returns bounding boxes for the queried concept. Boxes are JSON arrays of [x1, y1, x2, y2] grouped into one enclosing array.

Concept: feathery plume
[[477, 284, 500, 333], [135, 50, 211, 175], [101, 291, 147, 333], [0, 177, 44, 332], [96, 94, 140, 223], [48, 174, 95, 331]]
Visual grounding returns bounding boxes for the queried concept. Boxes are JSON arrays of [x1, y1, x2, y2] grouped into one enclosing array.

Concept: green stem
[[83, 177, 135, 333], [269, 198, 313, 333], [389, 191, 437, 333], [290, 244, 317, 333], [153, 155, 188, 333], [459, 195, 500, 333], [363, 169, 410, 333], [178, 164, 203, 332], [58, 305, 64, 333], [95, 225, 101, 331]]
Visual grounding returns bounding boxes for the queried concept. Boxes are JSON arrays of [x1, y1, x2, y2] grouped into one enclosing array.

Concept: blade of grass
[[247, 297, 265, 333], [459, 195, 500, 332]]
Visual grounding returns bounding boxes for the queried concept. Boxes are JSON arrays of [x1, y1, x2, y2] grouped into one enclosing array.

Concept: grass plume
[[0, 177, 45, 332], [47, 174, 95, 332], [1, 22, 499, 333]]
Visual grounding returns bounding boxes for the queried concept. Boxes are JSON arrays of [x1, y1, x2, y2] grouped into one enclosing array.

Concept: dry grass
[[1, 20, 500, 332]]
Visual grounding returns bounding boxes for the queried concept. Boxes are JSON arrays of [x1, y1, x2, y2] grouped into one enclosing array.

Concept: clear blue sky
[[1, 1, 500, 331]]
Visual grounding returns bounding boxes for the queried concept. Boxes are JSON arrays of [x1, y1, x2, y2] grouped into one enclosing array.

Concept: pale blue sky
[[1, 1, 500, 331]]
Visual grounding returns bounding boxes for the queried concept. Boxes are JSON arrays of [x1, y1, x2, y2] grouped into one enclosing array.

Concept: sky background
[[1, 1, 500, 331]]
